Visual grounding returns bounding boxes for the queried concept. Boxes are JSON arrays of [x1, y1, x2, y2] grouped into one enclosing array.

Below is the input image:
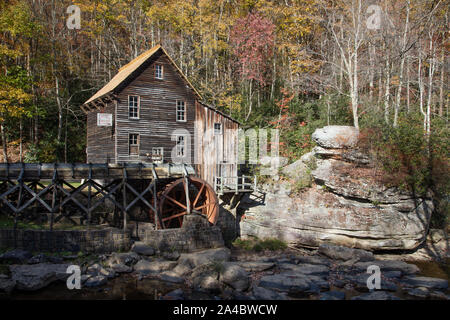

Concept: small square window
[[214, 123, 222, 135], [155, 64, 163, 79], [151, 147, 164, 163], [129, 133, 139, 155], [176, 101, 186, 122], [128, 96, 139, 119]]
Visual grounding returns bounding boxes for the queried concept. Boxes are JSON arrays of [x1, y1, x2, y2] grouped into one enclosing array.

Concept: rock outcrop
[[240, 125, 437, 251], [9, 263, 70, 291]]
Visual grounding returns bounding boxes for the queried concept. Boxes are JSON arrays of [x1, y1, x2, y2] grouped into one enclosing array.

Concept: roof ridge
[[83, 44, 202, 106], [118, 44, 161, 72]]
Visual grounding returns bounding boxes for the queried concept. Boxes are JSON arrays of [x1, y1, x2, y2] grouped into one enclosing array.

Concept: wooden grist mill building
[[82, 45, 240, 186], [0, 45, 254, 233], [0, 46, 259, 237]]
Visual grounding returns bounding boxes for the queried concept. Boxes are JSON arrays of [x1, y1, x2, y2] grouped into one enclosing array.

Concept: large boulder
[[219, 263, 250, 291], [189, 265, 221, 293], [353, 260, 420, 275], [400, 276, 448, 290], [278, 263, 329, 276], [240, 127, 434, 251], [134, 259, 177, 274], [237, 261, 275, 273], [312, 126, 359, 149], [84, 275, 108, 288], [105, 252, 140, 267], [87, 263, 116, 279], [9, 263, 70, 291], [0, 249, 32, 264], [177, 248, 230, 268], [257, 271, 330, 294], [131, 242, 155, 256], [318, 244, 374, 262], [281, 159, 310, 182]]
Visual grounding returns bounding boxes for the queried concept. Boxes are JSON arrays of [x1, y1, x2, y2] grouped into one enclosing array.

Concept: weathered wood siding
[[195, 101, 239, 186], [86, 49, 240, 186], [115, 52, 196, 164], [86, 102, 115, 163]]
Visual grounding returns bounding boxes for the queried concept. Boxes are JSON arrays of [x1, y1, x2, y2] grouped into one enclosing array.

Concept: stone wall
[[0, 227, 131, 253], [216, 206, 239, 245], [138, 214, 224, 253]]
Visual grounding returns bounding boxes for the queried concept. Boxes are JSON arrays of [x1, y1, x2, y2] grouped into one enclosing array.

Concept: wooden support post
[[87, 163, 92, 228], [50, 163, 58, 232], [183, 164, 191, 215], [152, 165, 159, 230], [14, 164, 25, 247], [32, 181, 38, 220], [122, 166, 127, 232]]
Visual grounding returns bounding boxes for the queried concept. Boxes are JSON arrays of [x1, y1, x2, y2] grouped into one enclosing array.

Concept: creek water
[[3, 259, 449, 300]]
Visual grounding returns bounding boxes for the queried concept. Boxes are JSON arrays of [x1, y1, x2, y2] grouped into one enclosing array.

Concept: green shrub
[[359, 111, 449, 229], [291, 169, 313, 193], [232, 238, 254, 250]]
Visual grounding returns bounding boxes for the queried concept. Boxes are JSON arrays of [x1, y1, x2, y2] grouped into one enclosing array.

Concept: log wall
[[115, 52, 196, 164], [86, 102, 115, 163]]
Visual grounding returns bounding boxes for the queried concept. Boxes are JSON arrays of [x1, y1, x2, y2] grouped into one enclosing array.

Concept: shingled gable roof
[[82, 44, 240, 125], [83, 44, 202, 106]]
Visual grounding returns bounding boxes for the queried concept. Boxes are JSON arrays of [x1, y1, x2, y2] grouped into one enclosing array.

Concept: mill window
[[128, 96, 139, 119]]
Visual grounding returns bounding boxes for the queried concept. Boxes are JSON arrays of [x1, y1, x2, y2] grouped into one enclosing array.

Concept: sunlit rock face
[[311, 126, 359, 149], [239, 126, 434, 251]]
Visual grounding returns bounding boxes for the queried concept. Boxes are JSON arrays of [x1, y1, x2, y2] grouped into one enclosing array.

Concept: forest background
[[0, 0, 448, 226]]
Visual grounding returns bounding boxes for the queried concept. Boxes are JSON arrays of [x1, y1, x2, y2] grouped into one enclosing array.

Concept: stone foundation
[[0, 214, 226, 254], [0, 227, 131, 253], [138, 214, 224, 253]]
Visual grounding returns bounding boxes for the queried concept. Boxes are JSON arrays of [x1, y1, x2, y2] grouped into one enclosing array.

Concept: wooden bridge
[[0, 163, 211, 231], [0, 163, 258, 234]]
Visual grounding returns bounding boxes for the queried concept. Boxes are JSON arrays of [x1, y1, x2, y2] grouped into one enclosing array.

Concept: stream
[[4, 258, 449, 300]]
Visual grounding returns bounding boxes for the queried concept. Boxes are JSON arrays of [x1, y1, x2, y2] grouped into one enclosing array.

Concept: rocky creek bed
[[0, 243, 449, 300]]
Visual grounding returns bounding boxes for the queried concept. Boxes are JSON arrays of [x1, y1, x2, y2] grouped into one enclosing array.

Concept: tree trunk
[[55, 76, 63, 143], [394, 0, 410, 127], [245, 80, 253, 121], [418, 48, 426, 132], [406, 56, 410, 113], [19, 118, 23, 162], [384, 55, 391, 124], [369, 44, 375, 102], [426, 36, 435, 135], [439, 46, 445, 116]]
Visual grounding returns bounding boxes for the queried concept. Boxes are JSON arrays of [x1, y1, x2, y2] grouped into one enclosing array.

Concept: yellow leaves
[[391, 75, 400, 86], [0, 84, 32, 121], [0, 44, 21, 60], [216, 86, 243, 113]]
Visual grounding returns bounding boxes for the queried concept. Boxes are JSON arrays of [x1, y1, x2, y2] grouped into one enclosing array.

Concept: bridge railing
[[214, 175, 257, 195]]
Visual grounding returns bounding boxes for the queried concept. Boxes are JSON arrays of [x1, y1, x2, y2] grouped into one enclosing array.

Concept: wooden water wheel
[[158, 177, 219, 229]]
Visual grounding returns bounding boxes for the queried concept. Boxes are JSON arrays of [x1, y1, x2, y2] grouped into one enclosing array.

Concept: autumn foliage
[[231, 12, 275, 86]]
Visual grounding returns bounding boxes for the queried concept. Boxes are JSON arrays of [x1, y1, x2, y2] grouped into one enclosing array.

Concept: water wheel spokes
[[159, 177, 219, 229]]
